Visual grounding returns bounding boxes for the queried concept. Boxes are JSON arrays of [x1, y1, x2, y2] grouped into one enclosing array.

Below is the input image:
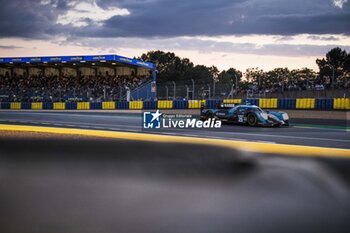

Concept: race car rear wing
[[200, 103, 236, 110], [219, 103, 236, 108]]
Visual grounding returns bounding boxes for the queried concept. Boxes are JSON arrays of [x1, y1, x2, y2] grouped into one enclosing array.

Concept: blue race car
[[200, 103, 289, 127]]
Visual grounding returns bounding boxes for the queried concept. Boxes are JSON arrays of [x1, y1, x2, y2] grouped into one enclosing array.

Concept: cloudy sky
[[0, 0, 349, 71]]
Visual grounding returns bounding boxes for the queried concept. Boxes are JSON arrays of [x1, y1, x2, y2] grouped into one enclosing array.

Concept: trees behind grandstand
[[316, 47, 350, 86], [140, 51, 194, 82], [140, 48, 349, 95], [139, 50, 242, 85]]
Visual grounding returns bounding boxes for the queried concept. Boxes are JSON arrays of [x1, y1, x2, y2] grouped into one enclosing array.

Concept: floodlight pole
[[280, 75, 284, 92], [191, 79, 195, 99], [185, 85, 189, 99], [235, 74, 238, 90], [58, 85, 61, 101], [152, 68, 157, 82], [126, 87, 130, 102], [172, 81, 176, 100], [231, 84, 235, 98], [119, 86, 122, 100], [331, 65, 335, 89], [165, 86, 169, 100], [152, 67, 157, 99], [207, 84, 211, 99], [213, 79, 216, 98]]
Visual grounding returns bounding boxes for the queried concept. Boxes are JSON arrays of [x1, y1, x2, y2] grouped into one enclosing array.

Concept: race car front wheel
[[247, 114, 257, 126]]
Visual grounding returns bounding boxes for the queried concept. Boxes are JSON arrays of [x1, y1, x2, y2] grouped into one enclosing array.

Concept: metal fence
[[157, 81, 350, 100]]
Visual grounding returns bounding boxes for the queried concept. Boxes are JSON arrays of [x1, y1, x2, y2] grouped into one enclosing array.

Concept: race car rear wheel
[[247, 113, 257, 126], [205, 111, 214, 119]]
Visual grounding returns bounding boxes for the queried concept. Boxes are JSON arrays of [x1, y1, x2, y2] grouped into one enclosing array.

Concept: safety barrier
[[296, 98, 315, 109], [334, 98, 350, 110], [21, 103, 31, 109], [90, 102, 102, 110], [116, 101, 129, 109], [43, 102, 53, 109], [102, 101, 115, 110], [158, 100, 173, 109], [278, 99, 296, 109], [188, 100, 206, 109], [223, 99, 242, 104], [0, 102, 10, 109], [129, 101, 143, 110], [206, 99, 222, 108], [243, 98, 259, 106], [53, 102, 65, 110], [259, 98, 278, 109], [77, 102, 90, 110], [31, 102, 43, 110], [1, 98, 349, 110], [315, 99, 333, 110], [173, 100, 188, 109], [143, 101, 157, 110], [65, 102, 77, 110], [10, 102, 21, 110]]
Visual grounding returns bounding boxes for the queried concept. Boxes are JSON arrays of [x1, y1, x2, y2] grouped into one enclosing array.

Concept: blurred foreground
[[0, 131, 350, 233]]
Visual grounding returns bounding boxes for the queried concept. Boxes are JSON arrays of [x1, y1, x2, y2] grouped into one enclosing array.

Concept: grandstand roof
[[0, 54, 155, 69]]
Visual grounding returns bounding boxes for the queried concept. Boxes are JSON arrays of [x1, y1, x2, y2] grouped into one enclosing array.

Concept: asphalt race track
[[0, 111, 349, 149]]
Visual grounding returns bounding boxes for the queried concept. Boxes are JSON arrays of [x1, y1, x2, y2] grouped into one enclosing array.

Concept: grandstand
[[0, 55, 157, 102]]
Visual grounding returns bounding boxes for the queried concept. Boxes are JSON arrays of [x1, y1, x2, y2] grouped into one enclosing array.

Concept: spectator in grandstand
[[0, 72, 151, 102]]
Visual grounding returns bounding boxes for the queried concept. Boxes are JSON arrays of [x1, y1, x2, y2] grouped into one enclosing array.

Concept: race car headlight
[[260, 112, 268, 120], [282, 113, 289, 120]]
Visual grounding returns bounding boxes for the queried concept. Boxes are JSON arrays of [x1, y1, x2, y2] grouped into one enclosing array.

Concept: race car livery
[[200, 104, 289, 127]]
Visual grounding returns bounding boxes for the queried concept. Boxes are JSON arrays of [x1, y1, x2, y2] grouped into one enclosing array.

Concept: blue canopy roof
[[0, 54, 155, 69]]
